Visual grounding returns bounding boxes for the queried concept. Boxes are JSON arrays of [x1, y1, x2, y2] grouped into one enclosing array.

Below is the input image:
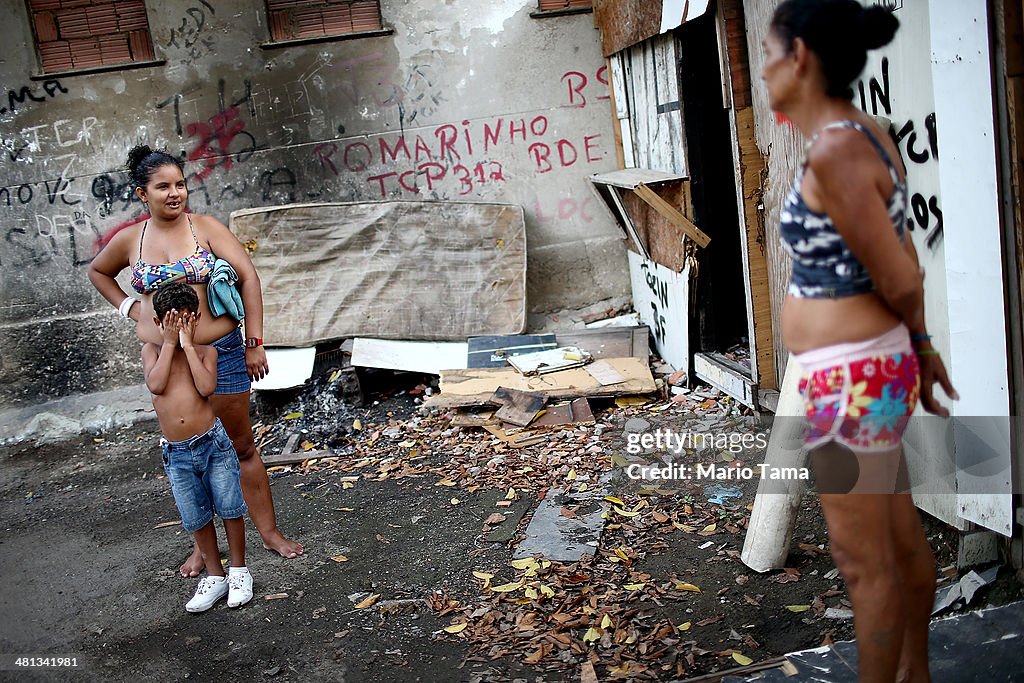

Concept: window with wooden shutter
[[538, 0, 592, 11], [265, 0, 384, 43], [28, 0, 156, 74]]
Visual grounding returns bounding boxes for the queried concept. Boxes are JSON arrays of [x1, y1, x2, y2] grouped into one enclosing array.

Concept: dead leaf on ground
[[354, 594, 380, 609]]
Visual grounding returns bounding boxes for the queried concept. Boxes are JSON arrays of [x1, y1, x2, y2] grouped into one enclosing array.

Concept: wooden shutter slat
[[29, 0, 61, 10]]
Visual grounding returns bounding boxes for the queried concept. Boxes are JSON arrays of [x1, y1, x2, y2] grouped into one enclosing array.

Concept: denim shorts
[[212, 327, 251, 395], [161, 418, 248, 532]]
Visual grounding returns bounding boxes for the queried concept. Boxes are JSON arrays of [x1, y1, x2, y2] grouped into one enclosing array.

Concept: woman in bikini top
[[88, 144, 302, 573]]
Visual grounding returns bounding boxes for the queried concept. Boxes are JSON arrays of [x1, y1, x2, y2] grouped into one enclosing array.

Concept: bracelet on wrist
[[118, 297, 136, 318], [910, 333, 932, 343], [917, 348, 939, 356]]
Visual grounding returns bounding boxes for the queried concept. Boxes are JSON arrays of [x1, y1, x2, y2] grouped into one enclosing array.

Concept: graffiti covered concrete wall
[[0, 0, 626, 406]]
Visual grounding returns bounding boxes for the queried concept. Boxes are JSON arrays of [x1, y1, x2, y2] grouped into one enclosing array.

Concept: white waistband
[[793, 324, 911, 373]]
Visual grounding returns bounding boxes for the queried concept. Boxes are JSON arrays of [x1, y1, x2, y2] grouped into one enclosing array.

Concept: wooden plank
[[426, 357, 657, 409], [693, 352, 755, 408], [608, 185, 650, 258], [491, 387, 548, 427], [633, 183, 711, 247], [530, 398, 595, 427], [621, 181, 690, 272], [554, 326, 649, 359], [262, 449, 339, 467], [590, 167, 687, 189]]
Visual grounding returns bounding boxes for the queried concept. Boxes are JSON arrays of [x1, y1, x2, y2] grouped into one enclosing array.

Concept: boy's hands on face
[[178, 311, 199, 348], [160, 310, 180, 346]]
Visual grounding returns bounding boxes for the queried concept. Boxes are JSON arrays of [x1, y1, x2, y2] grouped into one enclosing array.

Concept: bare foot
[[261, 529, 303, 559], [179, 545, 204, 578]]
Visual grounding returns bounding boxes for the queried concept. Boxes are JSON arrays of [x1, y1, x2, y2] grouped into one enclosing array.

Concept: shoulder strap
[[137, 220, 148, 261], [187, 214, 201, 249], [811, 120, 901, 183]]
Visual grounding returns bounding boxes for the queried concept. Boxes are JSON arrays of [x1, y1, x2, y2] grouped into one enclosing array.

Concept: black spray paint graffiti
[[0, 80, 67, 116], [167, 0, 216, 61], [856, 56, 943, 250], [640, 261, 669, 345], [3, 210, 100, 268]]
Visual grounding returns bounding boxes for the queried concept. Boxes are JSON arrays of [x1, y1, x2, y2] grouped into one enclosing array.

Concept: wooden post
[[740, 355, 808, 572]]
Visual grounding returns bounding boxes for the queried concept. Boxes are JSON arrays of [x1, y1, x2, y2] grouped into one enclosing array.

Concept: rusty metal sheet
[[593, 0, 663, 57], [229, 201, 526, 346]]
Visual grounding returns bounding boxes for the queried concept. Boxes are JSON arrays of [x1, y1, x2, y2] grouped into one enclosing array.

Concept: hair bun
[[125, 144, 154, 173], [859, 6, 899, 50]]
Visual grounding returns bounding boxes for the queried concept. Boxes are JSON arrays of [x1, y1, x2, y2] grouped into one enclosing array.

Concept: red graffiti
[[560, 66, 611, 108], [185, 107, 248, 182], [93, 211, 151, 253]]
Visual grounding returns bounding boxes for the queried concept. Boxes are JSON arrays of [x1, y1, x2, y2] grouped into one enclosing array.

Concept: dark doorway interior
[[676, 7, 749, 366]]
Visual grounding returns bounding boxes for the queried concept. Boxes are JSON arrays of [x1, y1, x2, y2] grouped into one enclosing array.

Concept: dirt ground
[[1, 373, 1018, 682]]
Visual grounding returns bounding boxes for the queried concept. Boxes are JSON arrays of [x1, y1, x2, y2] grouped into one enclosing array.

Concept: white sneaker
[[186, 575, 228, 613], [227, 567, 253, 608]]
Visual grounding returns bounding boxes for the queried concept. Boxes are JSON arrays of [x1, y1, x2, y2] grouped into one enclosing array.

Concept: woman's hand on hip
[[918, 351, 958, 417], [246, 345, 269, 382]]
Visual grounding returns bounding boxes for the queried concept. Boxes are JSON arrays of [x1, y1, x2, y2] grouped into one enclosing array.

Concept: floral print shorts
[[795, 326, 921, 451]]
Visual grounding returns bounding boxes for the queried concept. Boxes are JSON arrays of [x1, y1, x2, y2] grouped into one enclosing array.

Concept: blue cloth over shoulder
[[208, 258, 245, 321]]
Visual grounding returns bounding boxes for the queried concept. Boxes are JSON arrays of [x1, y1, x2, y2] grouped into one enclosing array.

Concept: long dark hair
[[125, 144, 184, 189], [771, 0, 899, 99]]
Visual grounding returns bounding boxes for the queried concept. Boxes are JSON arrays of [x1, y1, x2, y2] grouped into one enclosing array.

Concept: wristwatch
[[245, 337, 263, 348]]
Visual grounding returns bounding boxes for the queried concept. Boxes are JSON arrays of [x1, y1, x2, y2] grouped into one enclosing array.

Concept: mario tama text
[[624, 462, 809, 482]]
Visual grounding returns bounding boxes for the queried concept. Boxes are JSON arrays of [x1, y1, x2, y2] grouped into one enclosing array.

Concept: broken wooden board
[[585, 359, 627, 386], [229, 201, 526, 345], [261, 449, 339, 467], [351, 338, 468, 375], [425, 357, 657, 409], [491, 387, 547, 427], [529, 398, 595, 428], [554, 326, 649, 360]]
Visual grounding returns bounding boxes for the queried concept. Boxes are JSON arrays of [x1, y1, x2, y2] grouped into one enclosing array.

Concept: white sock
[[228, 565, 249, 574], [207, 574, 227, 583]]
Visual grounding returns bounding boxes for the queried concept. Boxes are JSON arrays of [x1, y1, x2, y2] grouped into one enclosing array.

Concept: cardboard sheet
[[425, 357, 657, 409], [229, 202, 527, 346]]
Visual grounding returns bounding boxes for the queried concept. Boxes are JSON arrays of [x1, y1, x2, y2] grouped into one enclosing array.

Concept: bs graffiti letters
[[560, 66, 610, 109]]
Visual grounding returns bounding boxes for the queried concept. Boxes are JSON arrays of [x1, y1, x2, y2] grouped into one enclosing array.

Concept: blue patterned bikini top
[[779, 120, 908, 298], [130, 215, 215, 295]]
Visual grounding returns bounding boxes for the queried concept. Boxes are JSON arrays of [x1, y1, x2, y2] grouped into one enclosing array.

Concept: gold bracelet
[[917, 349, 939, 356]]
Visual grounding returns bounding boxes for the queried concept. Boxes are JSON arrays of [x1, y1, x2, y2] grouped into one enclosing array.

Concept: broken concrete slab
[[514, 486, 608, 562], [0, 384, 153, 445]]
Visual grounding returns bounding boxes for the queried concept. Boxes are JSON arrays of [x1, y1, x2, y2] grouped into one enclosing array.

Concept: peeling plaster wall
[[0, 1, 626, 406]]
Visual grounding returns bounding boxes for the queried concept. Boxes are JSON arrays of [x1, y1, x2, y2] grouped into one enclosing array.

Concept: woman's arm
[[199, 215, 269, 381], [88, 227, 141, 322]]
